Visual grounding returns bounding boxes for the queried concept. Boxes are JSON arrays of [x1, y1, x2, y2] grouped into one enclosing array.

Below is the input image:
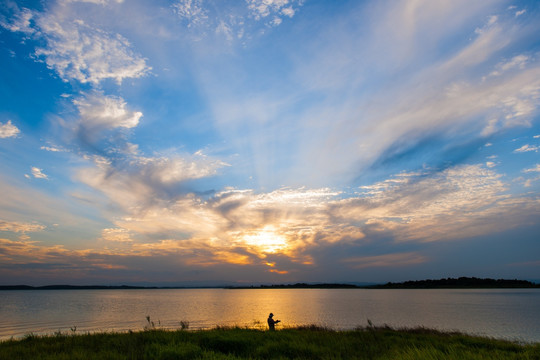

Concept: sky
[[0, 0, 539, 286]]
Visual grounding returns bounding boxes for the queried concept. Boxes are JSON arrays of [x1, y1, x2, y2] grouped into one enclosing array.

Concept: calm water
[[0, 288, 539, 343]]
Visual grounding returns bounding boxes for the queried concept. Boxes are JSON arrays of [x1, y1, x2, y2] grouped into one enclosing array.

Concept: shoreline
[[2, 277, 538, 290]]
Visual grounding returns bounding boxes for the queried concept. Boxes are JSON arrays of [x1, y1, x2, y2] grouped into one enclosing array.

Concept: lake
[[1, 288, 539, 343]]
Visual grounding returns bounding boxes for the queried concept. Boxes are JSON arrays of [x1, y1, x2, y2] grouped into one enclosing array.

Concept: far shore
[[2, 277, 539, 290]]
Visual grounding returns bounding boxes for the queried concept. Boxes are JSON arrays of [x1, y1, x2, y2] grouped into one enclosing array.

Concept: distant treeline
[[1, 277, 538, 290], [0, 285, 163, 290], [367, 277, 540, 289], [227, 283, 361, 289], [229, 278, 539, 289]]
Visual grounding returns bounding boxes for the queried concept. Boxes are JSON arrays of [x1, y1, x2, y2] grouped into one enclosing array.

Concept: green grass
[[0, 326, 538, 359]]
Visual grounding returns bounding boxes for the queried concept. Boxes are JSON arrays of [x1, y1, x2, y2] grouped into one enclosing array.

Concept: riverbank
[[1, 326, 538, 359]]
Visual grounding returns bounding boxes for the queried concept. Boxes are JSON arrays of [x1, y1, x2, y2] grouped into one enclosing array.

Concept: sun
[[243, 226, 288, 254]]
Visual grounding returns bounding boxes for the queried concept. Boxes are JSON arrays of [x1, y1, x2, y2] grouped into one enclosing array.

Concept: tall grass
[[0, 325, 538, 359]]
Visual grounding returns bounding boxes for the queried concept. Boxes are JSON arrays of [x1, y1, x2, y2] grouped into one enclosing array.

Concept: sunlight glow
[[243, 226, 289, 254]]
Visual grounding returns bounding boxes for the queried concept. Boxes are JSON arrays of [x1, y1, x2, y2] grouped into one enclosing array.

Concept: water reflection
[[0, 289, 539, 342]]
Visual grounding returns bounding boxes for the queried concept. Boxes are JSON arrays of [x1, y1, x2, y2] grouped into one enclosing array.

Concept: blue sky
[[0, 0, 539, 286]]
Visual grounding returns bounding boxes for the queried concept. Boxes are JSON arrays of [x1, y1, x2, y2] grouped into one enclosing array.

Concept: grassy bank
[[1, 326, 539, 360]]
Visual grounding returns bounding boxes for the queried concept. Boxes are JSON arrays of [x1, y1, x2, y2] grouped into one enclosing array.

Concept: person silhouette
[[267, 313, 280, 330]]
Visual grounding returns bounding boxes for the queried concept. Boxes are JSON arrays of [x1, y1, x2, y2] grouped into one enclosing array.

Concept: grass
[[0, 324, 539, 359]]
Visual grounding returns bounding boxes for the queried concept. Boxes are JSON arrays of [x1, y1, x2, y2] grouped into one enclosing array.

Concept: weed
[[145, 315, 160, 331], [1, 326, 538, 359]]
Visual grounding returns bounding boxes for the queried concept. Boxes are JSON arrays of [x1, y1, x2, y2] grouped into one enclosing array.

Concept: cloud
[[2, 161, 539, 280], [0, 7, 34, 34], [333, 164, 525, 242], [490, 55, 529, 77], [0, 174, 101, 234], [172, 0, 208, 27], [514, 144, 539, 153], [77, 150, 228, 213], [30, 167, 48, 179], [60, 91, 142, 154], [41, 145, 67, 152], [1, 0, 540, 283], [61, 0, 124, 4], [0, 237, 89, 271], [0, 220, 46, 241], [246, 0, 302, 22], [82, 163, 539, 269], [73, 91, 142, 131], [0, 220, 46, 234], [0, 120, 20, 139], [63, 91, 228, 226], [281, 7, 295, 18], [2, 5, 150, 84], [342, 252, 427, 269], [100, 228, 133, 242], [515, 9, 526, 17], [523, 164, 540, 173], [204, 1, 540, 188], [171, 0, 303, 42]]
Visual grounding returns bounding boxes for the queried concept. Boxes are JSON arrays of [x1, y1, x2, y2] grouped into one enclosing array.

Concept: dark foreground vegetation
[[1, 325, 538, 360]]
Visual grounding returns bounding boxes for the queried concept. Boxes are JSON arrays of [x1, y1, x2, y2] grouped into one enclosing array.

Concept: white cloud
[[523, 164, 540, 173], [77, 150, 227, 213], [490, 55, 530, 77], [281, 7, 295, 18], [74, 91, 142, 131], [61, 0, 124, 4], [0, 120, 21, 138], [41, 145, 66, 152], [138, 154, 227, 184], [3, 6, 150, 84], [514, 144, 539, 153], [206, 1, 540, 188], [0, 8, 34, 34], [271, 17, 282, 26], [335, 164, 520, 242], [30, 167, 49, 179], [245, 0, 303, 28], [37, 18, 149, 84], [247, 0, 291, 20], [515, 9, 526, 17], [170, 0, 303, 43], [448, 19, 507, 69], [172, 0, 208, 27], [215, 21, 234, 41]]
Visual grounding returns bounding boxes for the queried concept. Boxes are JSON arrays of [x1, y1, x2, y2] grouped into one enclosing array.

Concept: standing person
[[267, 313, 280, 330]]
